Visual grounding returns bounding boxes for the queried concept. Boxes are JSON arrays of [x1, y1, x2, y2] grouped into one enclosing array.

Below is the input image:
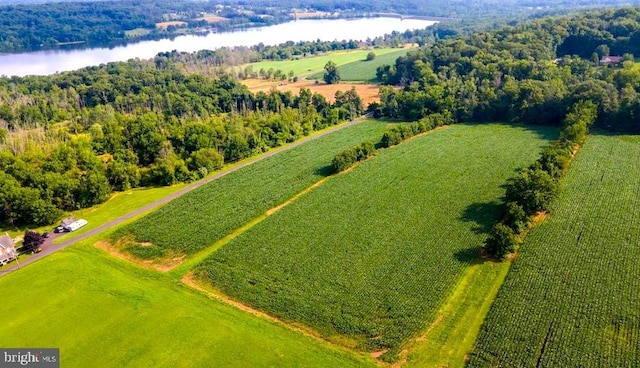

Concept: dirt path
[[0, 115, 370, 278]]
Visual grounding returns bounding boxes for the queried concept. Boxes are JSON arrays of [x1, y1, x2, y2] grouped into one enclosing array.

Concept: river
[[0, 17, 436, 77]]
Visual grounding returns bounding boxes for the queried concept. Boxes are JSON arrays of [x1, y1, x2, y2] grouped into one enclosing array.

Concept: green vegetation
[[113, 119, 391, 259], [309, 48, 413, 81], [469, 133, 640, 367], [0, 235, 373, 368], [195, 123, 557, 360], [403, 262, 511, 368], [53, 184, 188, 243], [0, 64, 363, 228], [247, 48, 402, 77]]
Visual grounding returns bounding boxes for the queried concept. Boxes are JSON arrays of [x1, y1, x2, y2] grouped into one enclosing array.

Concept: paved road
[[0, 115, 370, 278]]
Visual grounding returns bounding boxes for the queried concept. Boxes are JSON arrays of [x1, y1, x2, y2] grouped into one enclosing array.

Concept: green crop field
[[307, 49, 412, 81], [194, 124, 558, 359], [0, 234, 373, 367], [468, 134, 640, 367], [245, 48, 409, 77], [113, 119, 392, 260]]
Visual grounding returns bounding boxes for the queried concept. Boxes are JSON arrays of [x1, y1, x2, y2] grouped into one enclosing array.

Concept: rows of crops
[[469, 134, 640, 367], [195, 124, 557, 359], [112, 119, 392, 259], [307, 48, 412, 81]]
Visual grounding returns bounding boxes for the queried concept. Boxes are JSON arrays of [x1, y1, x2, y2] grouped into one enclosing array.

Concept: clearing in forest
[[194, 123, 557, 360], [469, 133, 640, 367]]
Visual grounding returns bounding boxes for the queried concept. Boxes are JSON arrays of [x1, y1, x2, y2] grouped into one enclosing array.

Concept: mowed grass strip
[[469, 134, 640, 368], [246, 48, 408, 77], [0, 238, 374, 368], [195, 124, 557, 356], [307, 48, 413, 81], [114, 119, 391, 259]]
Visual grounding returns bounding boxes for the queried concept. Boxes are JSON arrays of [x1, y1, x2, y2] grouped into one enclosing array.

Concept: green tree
[[323, 61, 340, 84], [366, 52, 376, 61], [484, 223, 520, 260]]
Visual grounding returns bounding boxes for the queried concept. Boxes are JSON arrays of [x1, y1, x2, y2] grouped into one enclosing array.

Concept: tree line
[[374, 7, 640, 133], [484, 101, 598, 259], [0, 61, 364, 227]]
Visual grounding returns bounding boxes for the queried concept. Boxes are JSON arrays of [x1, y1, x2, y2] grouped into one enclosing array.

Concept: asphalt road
[[0, 115, 370, 278]]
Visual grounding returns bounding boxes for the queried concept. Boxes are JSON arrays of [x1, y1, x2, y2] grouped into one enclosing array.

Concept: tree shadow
[[315, 164, 334, 177], [459, 200, 503, 235], [453, 246, 483, 265]]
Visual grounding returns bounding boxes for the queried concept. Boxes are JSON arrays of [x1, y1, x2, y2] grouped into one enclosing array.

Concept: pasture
[[307, 48, 412, 81], [113, 119, 392, 261], [246, 48, 409, 77], [194, 123, 557, 359], [0, 234, 372, 367], [469, 134, 640, 367]]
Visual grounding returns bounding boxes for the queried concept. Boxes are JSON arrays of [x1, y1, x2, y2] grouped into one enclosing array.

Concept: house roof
[[0, 232, 14, 249], [61, 216, 76, 227], [600, 56, 623, 64]]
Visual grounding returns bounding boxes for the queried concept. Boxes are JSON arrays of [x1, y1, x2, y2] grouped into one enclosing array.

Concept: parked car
[[54, 226, 64, 233], [42, 232, 50, 238]]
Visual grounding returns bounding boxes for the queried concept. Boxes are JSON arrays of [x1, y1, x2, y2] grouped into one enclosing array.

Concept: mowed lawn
[[114, 119, 392, 259], [307, 48, 413, 81], [0, 239, 373, 367], [246, 48, 408, 77], [195, 124, 557, 358], [469, 134, 640, 367]]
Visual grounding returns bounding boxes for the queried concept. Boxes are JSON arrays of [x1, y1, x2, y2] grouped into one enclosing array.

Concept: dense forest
[[0, 61, 363, 227], [373, 7, 640, 133]]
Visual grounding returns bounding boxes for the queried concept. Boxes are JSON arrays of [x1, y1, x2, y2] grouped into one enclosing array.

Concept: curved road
[[0, 115, 370, 278]]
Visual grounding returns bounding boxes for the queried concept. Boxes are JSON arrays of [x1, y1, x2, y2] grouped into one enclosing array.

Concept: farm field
[[468, 134, 640, 367], [0, 233, 373, 368], [243, 78, 382, 106], [307, 48, 412, 81], [194, 123, 558, 360], [246, 47, 410, 77], [113, 119, 392, 262]]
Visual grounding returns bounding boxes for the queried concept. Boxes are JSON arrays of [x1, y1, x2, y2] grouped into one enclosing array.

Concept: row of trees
[[484, 101, 598, 258], [0, 60, 365, 227]]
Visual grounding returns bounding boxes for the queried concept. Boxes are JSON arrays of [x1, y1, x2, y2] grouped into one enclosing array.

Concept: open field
[[307, 48, 413, 81], [195, 14, 228, 23], [246, 48, 409, 77], [155, 21, 187, 29], [469, 134, 640, 367], [243, 78, 382, 105], [194, 124, 558, 359], [0, 233, 373, 367], [124, 28, 152, 37], [113, 119, 392, 261]]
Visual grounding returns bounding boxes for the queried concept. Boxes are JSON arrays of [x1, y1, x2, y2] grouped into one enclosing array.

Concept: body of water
[[0, 17, 436, 77]]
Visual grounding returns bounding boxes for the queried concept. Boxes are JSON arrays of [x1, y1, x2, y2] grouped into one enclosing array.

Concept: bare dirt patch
[[95, 239, 185, 272], [242, 78, 381, 106], [156, 21, 187, 29], [196, 15, 228, 23]]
